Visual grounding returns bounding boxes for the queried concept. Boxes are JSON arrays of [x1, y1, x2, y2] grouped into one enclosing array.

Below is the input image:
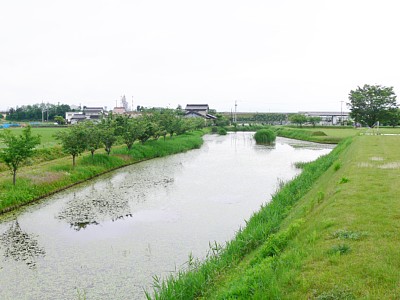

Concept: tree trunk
[[13, 169, 16, 185], [73, 155, 76, 167]]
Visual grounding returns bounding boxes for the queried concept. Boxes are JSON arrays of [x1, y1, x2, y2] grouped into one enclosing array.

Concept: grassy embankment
[[0, 130, 204, 214], [150, 128, 400, 299]]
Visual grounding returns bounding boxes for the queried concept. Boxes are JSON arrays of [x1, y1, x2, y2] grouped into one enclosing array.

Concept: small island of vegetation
[[254, 128, 276, 144]]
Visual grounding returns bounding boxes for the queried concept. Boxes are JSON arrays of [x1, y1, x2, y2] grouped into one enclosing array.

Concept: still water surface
[[0, 133, 333, 299]]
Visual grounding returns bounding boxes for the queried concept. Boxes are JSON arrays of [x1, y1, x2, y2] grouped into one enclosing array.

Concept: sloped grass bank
[[276, 128, 343, 144], [0, 131, 203, 214], [272, 135, 400, 299], [148, 137, 352, 299]]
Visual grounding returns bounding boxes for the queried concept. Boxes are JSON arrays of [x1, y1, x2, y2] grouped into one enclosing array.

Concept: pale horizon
[[1, 1, 399, 113]]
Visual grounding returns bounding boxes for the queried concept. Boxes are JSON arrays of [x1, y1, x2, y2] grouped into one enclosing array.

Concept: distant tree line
[[6, 103, 75, 122], [235, 113, 288, 125]]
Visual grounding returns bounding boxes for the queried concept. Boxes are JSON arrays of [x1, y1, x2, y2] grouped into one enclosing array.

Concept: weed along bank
[[0, 132, 332, 299]]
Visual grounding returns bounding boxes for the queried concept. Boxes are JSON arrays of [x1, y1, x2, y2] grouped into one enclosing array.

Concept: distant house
[[83, 107, 104, 120], [70, 114, 87, 125], [185, 104, 217, 120], [113, 107, 126, 115], [65, 106, 105, 124], [300, 111, 350, 125], [65, 111, 83, 124]]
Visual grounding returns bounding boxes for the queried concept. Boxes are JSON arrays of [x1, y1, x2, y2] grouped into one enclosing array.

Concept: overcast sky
[[1, 0, 399, 113]]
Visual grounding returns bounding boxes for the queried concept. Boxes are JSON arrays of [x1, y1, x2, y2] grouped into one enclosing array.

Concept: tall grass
[[148, 137, 352, 299], [254, 129, 276, 144]]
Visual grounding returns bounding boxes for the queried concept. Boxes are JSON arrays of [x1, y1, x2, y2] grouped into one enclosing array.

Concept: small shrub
[[254, 129, 276, 144], [333, 162, 341, 171], [211, 126, 218, 133], [339, 177, 349, 184], [217, 127, 227, 135], [315, 285, 355, 300], [317, 191, 325, 203], [331, 229, 367, 240], [294, 161, 307, 169], [327, 244, 351, 255], [312, 131, 327, 136]]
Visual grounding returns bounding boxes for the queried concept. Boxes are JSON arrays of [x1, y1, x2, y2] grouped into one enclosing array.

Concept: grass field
[[277, 126, 400, 143], [0, 126, 66, 148], [150, 133, 400, 299]]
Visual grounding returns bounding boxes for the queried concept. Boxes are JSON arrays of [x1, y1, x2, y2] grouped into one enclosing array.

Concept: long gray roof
[[185, 104, 209, 110], [300, 111, 350, 116]]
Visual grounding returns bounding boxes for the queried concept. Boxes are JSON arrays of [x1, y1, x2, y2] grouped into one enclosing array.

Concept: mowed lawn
[[0, 127, 67, 148], [283, 135, 400, 298], [203, 134, 400, 299], [302, 126, 400, 139]]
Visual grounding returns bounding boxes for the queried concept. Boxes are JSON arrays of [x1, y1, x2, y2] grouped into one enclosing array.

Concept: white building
[[300, 111, 350, 125], [65, 107, 105, 124]]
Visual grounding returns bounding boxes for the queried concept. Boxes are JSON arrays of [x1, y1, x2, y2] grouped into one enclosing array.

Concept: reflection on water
[[0, 133, 334, 299], [57, 185, 132, 231], [0, 221, 45, 268]]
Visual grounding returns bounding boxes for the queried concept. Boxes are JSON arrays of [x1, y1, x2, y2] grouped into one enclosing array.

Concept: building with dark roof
[[66, 106, 105, 124], [185, 104, 216, 120]]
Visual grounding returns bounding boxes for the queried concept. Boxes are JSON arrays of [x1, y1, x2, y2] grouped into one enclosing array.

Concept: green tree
[[308, 116, 322, 127], [289, 114, 307, 127], [386, 109, 400, 127], [54, 116, 66, 125], [99, 119, 117, 155], [157, 109, 181, 138], [137, 117, 154, 144], [217, 114, 230, 127], [55, 124, 87, 167], [347, 84, 398, 127], [122, 118, 144, 150], [0, 126, 41, 185], [84, 121, 103, 159]]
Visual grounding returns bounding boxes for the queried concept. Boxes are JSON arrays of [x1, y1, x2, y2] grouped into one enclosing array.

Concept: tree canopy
[[55, 124, 87, 166], [289, 114, 307, 127], [0, 126, 41, 185], [347, 84, 398, 127]]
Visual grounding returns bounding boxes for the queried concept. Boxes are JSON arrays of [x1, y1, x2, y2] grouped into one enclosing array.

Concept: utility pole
[[234, 100, 237, 123], [340, 100, 344, 126]]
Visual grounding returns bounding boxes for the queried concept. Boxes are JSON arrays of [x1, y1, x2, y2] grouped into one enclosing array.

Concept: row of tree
[[55, 110, 205, 167], [237, 113, 288, 125]]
